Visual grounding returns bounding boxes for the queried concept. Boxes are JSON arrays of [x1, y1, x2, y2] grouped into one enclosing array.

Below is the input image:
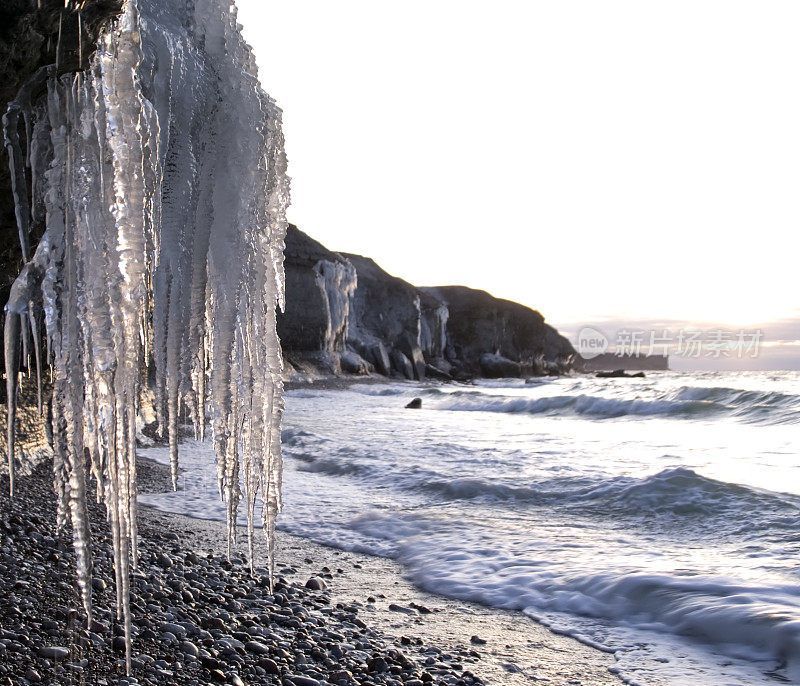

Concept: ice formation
[[314, 259, 357, 353], [3, 0, 288, 670]]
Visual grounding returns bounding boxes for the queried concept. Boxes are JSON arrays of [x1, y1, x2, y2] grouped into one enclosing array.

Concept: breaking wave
[[436, 386, 800, 424], [437, 393, 718, 419], [418, 467, 800, 525]]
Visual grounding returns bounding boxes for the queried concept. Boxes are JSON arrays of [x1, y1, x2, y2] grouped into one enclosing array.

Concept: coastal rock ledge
[[277, 225, 575, 381]]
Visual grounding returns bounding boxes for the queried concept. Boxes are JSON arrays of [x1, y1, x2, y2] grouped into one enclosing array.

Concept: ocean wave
[[281, 427, 325, 447], [437, 393, 720, 419], [521, 572, 800, 666], [582, 467, 800, 521], [435, 386, 800, 424], [396, 537, 800, 676], [353, 386, 409, 396], [415, 468, 800, 529], [671, 386, 800, 424], [420, 476, 554, 503], [421, 388, 490, 398], [293, 454, 376, 478]]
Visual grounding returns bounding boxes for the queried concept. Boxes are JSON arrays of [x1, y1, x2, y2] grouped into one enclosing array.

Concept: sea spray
[[3, 0, 289, 669]]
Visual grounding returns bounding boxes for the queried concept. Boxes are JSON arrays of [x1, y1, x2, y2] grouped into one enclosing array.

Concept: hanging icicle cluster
[[3, 0, 289, 671]]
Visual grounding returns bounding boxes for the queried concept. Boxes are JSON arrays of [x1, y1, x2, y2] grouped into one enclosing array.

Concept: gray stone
[[479, 353, 521, 379], [289, 676, 321, 686], [339, 350, 370, 375], [259, 657, 280, 674], [180, 641, 199, 657], [160, 623, 187, 638], [38, 646, 69, 660], [245, 640, 270, 655], [305, 577, 327, 591]]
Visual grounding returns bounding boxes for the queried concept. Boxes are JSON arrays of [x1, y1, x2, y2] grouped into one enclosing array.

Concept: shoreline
[[1, 458, 487, 686], [139, 455, 622, 685], [0, 416, 621, 686], [0, 451, 621, 685]]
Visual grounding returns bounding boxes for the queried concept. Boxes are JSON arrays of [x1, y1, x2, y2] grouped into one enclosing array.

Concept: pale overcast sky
[[235, 1, 800, 369]]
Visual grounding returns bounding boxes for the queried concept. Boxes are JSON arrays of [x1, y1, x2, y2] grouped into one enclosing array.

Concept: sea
[[140, 370, 800, 685]]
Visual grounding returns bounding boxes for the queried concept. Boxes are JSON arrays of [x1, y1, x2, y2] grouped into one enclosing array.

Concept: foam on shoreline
[[137, 453, 622, 685]]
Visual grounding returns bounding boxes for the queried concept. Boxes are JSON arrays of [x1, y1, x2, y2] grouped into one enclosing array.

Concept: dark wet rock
[[425, 363, 452, 380], [160, 622, 187, 638], [595, 369, 646, 378], [289, 676, 321, 686], [244, 640, 270, 655], [179, 641, 199, 657], [305, 576, 327, 591], [368, 656, 390, 673], [37, 646, 69, 660], [344, 253, 428, 382], [405, 398, 422, 409], [277, 225, 355, 362], [340, 350, 371, 375], [259, 657, 280, 674], [278, 225, 574, 381], [479, 353, 521, 379], [470, 636, 487, 645], [409, 602, 432, 614]]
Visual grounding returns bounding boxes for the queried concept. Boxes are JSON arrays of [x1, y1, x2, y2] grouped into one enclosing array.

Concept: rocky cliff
[[276, 225, 357, 374], [425, 286, 575, 379], [279, 225, 575, 381]]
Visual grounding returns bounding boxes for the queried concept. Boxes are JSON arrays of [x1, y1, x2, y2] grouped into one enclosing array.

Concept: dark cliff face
[[427, 286, 546, 361], [341, 253, 427, 379], [276, 224, 353, 353], [279, 226, 575, 380], [0, 0, 122, 357], [425, 286, 574, 377]]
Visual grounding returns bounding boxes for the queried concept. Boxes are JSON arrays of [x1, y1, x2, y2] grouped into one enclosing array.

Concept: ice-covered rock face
[[314, 258, 357, 353], [3, 0, 289, 670]]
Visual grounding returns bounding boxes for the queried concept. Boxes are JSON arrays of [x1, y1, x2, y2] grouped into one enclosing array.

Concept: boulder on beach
[[339, 350, 371, 375], [405, 398, 422, 409], [479, 353, 522, 379]]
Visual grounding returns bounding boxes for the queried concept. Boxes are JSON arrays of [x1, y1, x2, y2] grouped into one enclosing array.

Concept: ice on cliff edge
[[3, 0, 289, 670]]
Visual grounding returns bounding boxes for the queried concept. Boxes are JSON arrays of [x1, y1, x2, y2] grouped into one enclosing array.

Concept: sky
[[235, 1, 800, 370]]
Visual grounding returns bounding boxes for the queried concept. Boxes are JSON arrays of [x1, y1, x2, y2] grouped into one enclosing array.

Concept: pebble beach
[[0, 450, 621, 685]]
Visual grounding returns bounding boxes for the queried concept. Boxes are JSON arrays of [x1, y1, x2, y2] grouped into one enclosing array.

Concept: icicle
[[56, 13, 63, 72], [78, 11, 83, 66], [4, 0, 289, 670], [2, 66, 55, 262], [4, 311, 20, 498], [28, 311, 43, 415]]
